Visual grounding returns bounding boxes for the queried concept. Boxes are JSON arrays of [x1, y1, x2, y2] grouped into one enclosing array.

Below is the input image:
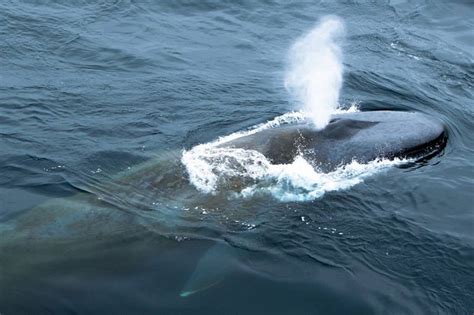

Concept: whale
[[0, 110, 447, 306], [218, 111, 446, 171]]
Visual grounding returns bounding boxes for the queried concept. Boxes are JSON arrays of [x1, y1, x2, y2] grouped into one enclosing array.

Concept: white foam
[[182, 112, 306, 194], [240, 156, 407, 202], [182, 147, 270, 194]]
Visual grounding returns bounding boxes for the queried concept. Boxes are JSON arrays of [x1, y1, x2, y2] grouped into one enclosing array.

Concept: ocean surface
[[0, 0, 473, 314]]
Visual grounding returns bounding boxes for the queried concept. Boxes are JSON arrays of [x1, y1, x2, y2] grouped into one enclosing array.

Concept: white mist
[[284, 16, 345, 129]]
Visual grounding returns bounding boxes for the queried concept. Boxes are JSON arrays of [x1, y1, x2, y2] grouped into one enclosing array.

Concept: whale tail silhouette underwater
[[0, 110, 447, 301]]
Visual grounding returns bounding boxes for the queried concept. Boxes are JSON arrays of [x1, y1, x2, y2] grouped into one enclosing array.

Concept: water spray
[[284, 16, 345, 129]]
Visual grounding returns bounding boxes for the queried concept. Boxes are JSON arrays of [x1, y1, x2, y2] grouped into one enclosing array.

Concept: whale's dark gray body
[[0, 111, 447, 304], [220, 111, 446, 171]]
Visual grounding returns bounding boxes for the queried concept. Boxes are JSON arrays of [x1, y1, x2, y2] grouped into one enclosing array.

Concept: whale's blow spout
[[285, 16, 345, 129]]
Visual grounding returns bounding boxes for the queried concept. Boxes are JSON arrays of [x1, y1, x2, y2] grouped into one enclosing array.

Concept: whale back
[[219, 111, 446, 171]]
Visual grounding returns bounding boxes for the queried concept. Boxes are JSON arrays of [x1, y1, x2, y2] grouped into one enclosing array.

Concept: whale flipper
[[180, 241, 237, 298]]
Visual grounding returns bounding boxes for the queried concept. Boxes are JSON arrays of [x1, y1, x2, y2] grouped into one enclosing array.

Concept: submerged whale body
[[0, 110, 448, 305], [219, 111, 446, 171]]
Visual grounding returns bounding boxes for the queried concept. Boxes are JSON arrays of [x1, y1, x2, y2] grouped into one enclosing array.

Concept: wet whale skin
[[220, 111, 447, 171]]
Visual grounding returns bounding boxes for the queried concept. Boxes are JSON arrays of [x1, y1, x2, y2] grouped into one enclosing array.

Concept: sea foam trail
[[284, 16, 345, 129]]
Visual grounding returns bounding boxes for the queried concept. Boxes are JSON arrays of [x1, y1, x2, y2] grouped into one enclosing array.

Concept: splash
[[181, 112, 305, 194], [182, 111, 409, 202], [284, 16, 345, 129], [239, 156, 406, 202]]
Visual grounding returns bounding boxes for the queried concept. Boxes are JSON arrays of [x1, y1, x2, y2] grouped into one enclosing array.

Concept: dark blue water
[[1, 1, 473, 314]]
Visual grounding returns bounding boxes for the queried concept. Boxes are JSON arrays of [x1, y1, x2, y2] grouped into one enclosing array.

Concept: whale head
[[218, 111, 446, 172]]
